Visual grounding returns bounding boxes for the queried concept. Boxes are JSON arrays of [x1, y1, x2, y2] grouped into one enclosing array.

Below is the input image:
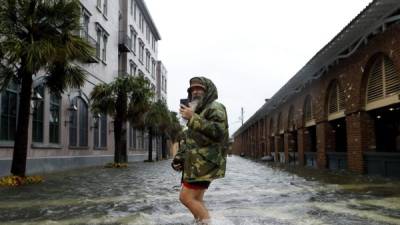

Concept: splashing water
[[0, 156, 399, 225]]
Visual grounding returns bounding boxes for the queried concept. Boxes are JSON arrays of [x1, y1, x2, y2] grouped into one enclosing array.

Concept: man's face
[[191, 86, 205, 101]]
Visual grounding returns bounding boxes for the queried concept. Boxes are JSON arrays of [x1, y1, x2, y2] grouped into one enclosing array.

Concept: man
[[172, 77, 229, 224]]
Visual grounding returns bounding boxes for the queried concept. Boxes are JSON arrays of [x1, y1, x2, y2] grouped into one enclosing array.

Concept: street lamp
[[64, 103, 78, 126], [30, 92, 43, 110], [90, 113, 101, 129]]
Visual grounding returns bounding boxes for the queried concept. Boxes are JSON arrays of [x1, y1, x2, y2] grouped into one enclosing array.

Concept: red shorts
[[182, 181, 211, 190]]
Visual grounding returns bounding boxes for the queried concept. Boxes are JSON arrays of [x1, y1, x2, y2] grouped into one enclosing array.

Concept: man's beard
[[189, 96, 203, 111]]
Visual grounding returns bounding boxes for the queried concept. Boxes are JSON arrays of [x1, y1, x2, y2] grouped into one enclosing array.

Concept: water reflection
[[0, 156, 399, 225]]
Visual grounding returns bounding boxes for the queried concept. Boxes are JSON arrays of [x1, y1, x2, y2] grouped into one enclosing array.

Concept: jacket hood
[[187, 76, 218, 113]]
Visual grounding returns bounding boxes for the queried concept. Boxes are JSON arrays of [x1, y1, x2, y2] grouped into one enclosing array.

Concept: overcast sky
[[145, 0, 370, 135]]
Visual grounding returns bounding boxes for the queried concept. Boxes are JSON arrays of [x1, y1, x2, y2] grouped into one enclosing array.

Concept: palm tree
[[143, 100, 170, 162], [90, 75, 153, 164], [0, 0, 94, 176], [166, 111, 183, 150]]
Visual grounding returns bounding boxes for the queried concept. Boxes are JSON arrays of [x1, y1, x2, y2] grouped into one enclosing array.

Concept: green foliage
[[144, 100, 170, 132], [0, 0, 94, 93], [90, 75, 154, 126], [166, 111, 183, 143], [0, 0, 95, 176]]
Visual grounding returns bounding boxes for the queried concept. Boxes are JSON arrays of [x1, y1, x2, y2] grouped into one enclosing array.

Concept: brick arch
[[287, 105, 295, 131], [303, 95, 313, 124], [360, 52, 400, 107], [277, 112, 283, 133], [269, 117, 274, 136], [324, 79, 345, 119]]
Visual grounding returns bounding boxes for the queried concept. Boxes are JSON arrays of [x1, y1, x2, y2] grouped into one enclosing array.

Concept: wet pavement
[[0, 156, 400, 225]]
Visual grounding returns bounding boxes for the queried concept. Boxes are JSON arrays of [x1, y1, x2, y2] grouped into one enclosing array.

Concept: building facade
[[233, 0, 400, 178], [0, 0, 167, 176]]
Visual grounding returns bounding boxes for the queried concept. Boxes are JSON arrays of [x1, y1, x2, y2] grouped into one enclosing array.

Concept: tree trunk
[[11, 69, 33, 176], [148, 128, 153, 162], [114, 91, 127, 163], [161, 134, 167, 159], [113, 117, 123, 163]]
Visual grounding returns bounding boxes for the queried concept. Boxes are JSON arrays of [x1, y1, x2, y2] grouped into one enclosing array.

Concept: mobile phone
[[180, 98, 189, 107]]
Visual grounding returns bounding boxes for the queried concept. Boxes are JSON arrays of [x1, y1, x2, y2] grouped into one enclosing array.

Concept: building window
[[49, 93, 61, 144], [328, 80, 345, 114], [69, 97, 88, 147], [96, 23, 109, 63], [82, 11, 90, 37], [103, 0, 107, 17], [134, 1, 137, 20], [32, 85, 44, 143], [146, 25, 150, 43], [94, 114, 107, 149], [102, 35, 107, 62], [151, 59, 156, 78], [366, 55, 400, 104], [139, 39, 144, 63], [145, 50, 150, 71], [304, 95, 313, 122], [96, 28, 101, 59], [0, 81, 18, 141], [130, 60, 137, 76], [97, 0, 102, 10], [130, 26, 137, 53]]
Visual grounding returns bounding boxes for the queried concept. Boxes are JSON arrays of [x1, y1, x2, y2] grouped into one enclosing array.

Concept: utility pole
[[241, 107, 244, 125]]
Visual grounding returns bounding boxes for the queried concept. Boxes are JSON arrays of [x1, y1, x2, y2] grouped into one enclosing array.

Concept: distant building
[[0, 0, 167, 176], [233, 0, 400, 178]]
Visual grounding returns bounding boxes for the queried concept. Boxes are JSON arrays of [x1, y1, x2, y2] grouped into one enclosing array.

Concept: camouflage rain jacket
[[174, 77, 229, 183]]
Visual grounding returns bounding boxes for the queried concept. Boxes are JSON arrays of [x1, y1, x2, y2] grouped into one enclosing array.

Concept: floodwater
[[0, 156, 400, 225]]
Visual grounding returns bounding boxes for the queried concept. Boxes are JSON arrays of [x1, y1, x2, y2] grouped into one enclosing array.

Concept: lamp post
[[30, 92, 43, 111], [64, 103, 78, 126], [90, 113, 101, 129]]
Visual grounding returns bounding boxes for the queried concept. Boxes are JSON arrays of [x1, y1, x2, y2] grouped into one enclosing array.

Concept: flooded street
[[1, 156, 400, 225]]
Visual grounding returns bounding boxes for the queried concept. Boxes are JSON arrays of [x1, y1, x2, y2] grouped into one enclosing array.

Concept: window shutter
[[328, 81, 344, 114], [304, 97, 313, 122], [367, 56, 400, 104], [367, 59, 384, 103], [383, 57, 400, 96]]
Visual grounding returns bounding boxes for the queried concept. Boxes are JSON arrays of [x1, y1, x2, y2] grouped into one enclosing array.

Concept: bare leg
[[179, 186, 210, 222]]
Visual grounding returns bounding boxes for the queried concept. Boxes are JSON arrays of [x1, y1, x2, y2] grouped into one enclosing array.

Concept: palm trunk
[[11, 69, 33, 176], [148, 127, 153, 162], [114, 91, 127, 163], [163, 135, 167, 159], [113, 117, 123, 163]]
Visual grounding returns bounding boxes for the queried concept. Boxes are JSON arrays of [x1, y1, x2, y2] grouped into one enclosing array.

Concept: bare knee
[[179, 191, 193, 206]]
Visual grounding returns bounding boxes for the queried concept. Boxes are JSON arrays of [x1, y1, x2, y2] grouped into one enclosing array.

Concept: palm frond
[[90, 84, 116, 115]]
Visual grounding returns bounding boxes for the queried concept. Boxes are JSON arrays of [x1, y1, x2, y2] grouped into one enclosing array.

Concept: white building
[[0, 0, 167, 176]]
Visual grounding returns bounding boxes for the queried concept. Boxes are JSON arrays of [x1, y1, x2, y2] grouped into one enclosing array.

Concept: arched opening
[[287, 106, 298, 165], [303, 95, 317, 168], [277, 112, 285, 163], [269, 118, 275, 160], [364, 55, 400, 177], [326, 80, 347, 170], [69, 96, 89, 148]]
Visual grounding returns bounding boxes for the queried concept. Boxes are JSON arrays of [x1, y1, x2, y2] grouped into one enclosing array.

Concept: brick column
[[297, 128, 306, 165], [284, 132, 290, 163], [316, 122, 329, 169], [346, 111, 369, 173], [274, 136, 279, 162]]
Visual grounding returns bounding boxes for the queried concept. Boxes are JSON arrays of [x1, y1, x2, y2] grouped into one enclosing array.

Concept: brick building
[[233, 0, 400, 178]]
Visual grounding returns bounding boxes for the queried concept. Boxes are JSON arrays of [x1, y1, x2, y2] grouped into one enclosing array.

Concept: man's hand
[[171, 158, 184, 171], [179, 105, 193, 120]]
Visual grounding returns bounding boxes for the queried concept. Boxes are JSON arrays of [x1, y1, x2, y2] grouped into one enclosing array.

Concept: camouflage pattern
[[174, 77, 229, 183]]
